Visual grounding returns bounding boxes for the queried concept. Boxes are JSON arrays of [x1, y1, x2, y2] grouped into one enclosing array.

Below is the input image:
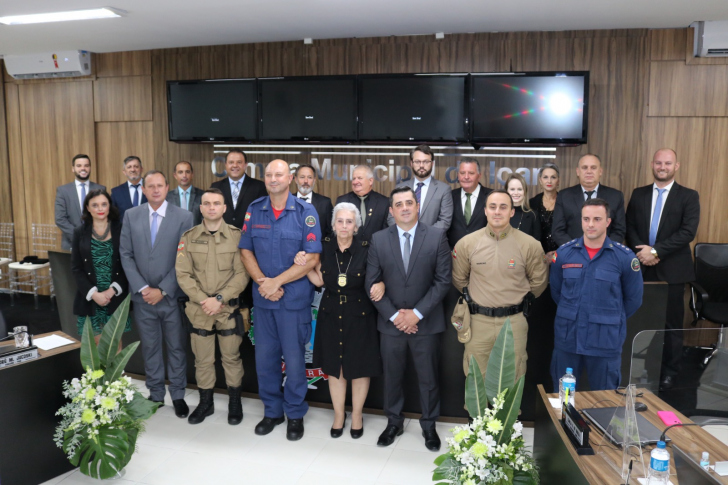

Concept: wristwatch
[[161, 290, 167, 297], [650, 247, 658, 258], [215, 294, 224, 303]]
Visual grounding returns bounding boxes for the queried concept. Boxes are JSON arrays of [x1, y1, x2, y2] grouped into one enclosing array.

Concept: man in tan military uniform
[[176, 188, 249, 425], [452, 189, 548, 381]]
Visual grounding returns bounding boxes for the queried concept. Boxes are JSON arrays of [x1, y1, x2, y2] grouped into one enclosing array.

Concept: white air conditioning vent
[[693, 21, 728, 57], [3, 51, 92, 79]]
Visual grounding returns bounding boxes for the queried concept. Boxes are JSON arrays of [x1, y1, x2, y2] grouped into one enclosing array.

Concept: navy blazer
[[111, 182, 147, 220]]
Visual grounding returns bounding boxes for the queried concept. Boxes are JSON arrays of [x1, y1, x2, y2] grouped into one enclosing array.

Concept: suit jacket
[[55, 181, 106, 250], [551, 183, 626, 246], [365, 223, 452, 336], [447, 185, 491, 249], [626, 183, 700, 284], [300, 192, 333, 237], [111, 182, 147, 221], [336, 190, 390, 242], [71, 220, 128, 317], [119, 203, 194, 304], [388, 177, 453, 230], [166, 185, 203, 225], [210, 176, 267, 229]]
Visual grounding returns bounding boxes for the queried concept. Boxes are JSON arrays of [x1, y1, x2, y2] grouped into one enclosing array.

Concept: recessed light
[[0, 7, 124, 26]]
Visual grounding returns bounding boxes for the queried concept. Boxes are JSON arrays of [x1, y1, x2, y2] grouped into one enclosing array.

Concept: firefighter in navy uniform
[[175, 188, 250, 425], [550, 198, 643, 391]]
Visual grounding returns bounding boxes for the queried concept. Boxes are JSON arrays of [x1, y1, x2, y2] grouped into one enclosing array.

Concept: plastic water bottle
[[647, 440, 670, 484], [701, 451, 710, 470], [559, 367, 576, 409]]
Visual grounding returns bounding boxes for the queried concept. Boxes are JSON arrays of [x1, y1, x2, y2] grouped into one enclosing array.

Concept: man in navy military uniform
[[550, 198, 643, 391], [239, 159, 322, 441]]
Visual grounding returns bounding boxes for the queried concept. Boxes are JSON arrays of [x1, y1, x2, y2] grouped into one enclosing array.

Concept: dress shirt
[[138, 200, 168, 293], [581, 183, 600, 200], [650, 180, 675, 230], [229, 175, 246, 196], [413, 176, 432, 212], [75, 180, 89, 209], [390, 222, 423, 322], [177, 186, 191, 210], [461, 184, 481, 215], [296, 191, 312, 203], [127, 180, 143, 205]]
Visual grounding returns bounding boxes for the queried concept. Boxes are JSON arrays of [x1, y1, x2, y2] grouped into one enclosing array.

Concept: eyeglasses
[[412, 159, 433, 166]]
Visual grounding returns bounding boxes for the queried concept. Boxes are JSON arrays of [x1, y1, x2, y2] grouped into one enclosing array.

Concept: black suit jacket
[[336, 190, 389, 242], [447, 185, 491, 249], [551, 184, 626, 246], [366, 223, 452, 336], [110, 182, 147, 220], [298, 192, 333, 237], [71, 220, 128, 317], [626, 183, 700, 284], [210, 176, 267, 229]]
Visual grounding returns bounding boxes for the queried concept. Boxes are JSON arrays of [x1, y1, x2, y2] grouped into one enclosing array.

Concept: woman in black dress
[[529, 163, 560, 262], [504, 172, 541, 241], [296, 202, 383, 439]]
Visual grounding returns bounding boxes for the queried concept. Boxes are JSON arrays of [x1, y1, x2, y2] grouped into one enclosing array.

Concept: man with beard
[[336, 166, 389, 242], [55, 154, 106, 250], [294, 164, 333, 237], [388, 144, 453, 231], [110, 156, 147, 220]]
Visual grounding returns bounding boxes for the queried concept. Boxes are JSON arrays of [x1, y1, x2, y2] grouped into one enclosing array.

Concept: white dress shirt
[[650, 180, 674, 229], [75, 180, 89, 209], [461, 184, 481, 215], [296, 191, 312, 203], [413, 176, 432, 212], [581, 183, 600, 200], [127, 180, 143, 206], [178, 186, 191, 210]]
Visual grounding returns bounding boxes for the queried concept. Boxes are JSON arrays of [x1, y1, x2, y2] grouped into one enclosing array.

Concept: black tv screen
[[259, 76, 357, 141], [358, 74, 468, 142], [470, 72, 589, 145], [167, 79, 258, 142]]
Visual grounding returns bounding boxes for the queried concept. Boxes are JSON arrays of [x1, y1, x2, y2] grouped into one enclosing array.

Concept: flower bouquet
[[433, 319, 539, 484], [54, 297, 161, 479]]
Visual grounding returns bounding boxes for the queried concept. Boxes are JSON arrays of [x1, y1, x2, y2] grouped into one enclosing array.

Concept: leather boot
[[188, 389, 214, 425], [228, 386, 243, 425]]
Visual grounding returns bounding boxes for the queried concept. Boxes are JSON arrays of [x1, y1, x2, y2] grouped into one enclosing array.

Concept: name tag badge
[[562, 264, 583, 269]]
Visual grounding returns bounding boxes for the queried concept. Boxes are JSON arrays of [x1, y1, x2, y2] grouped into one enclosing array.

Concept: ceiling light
[[0, 7, 123, 26]]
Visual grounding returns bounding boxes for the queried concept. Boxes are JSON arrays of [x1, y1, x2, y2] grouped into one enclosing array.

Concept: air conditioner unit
[[3, 50, 92, 79], [693, 21, 728, 57]]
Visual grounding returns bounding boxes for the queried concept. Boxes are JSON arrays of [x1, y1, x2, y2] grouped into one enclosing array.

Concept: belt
[[469, 301, 525, 318]]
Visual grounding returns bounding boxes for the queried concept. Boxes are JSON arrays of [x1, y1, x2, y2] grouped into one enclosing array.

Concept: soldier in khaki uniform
[[452, 189, 548, 381], [176, 188, 250, 425]]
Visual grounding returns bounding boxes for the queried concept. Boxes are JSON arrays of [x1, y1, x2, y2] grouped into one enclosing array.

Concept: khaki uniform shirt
[[175, 222, 250, 326], [452, 224, 548, 308]]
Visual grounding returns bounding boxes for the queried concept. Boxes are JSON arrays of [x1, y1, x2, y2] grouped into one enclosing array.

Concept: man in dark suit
[[336, 165, 389, 241], [552, 154, 626, 246], [366, 186, 451, 452], [626, 148, 700, 390], [55, 154, 105, 250], [210, 149, 267, 229], [110, 156, 147, 220], [447, 158, 492, 249], [293, 163, 333, 237], [166, 161, 203, 225]]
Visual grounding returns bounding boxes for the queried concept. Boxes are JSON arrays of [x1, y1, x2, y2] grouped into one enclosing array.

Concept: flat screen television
[[470, 72, 589, 145], [358, 74, 469, 142], [258, 76, 357, 141], [167, 79, 258, 142]]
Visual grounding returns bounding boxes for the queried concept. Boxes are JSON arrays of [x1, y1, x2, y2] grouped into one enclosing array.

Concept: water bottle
[[701, 451, 710, 470], [647, 440, 670, 484], [559, 367, 576, 409]]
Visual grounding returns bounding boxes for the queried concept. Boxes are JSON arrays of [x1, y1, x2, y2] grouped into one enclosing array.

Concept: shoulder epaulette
[[181, 226, 196, 237], [613, 242, 631, 253], [558, 239, 578, 250]]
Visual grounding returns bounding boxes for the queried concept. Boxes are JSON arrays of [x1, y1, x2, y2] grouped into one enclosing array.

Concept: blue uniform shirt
[[550, 236, 643, 357], [239, 193, 322, 310]]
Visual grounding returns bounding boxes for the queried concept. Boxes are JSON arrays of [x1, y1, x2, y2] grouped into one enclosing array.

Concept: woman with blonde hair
[[504, 172, 541, 241], [529, 163, 560, 262]]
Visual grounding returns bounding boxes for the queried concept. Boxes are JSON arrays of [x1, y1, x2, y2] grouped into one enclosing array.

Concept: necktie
[[182, 190, 188, 210], [232, 182, 240, 209], [649, 188, 666, 246], [464, 192, 472, 225], [299, 196, 309, 203], [415, 182, 424, 207], [151, 212, 159, 247], [359, 195, 368, 225], [80, 183, 86, 209], [585, 190, 595, 200], [403, 232, 411, 274], [132, 184, 140, 207]]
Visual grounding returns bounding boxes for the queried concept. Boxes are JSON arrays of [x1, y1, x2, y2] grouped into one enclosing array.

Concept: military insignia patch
[[307, 233, 317, 242], [452, 320, 463, 331], [244, 212, 251, 221], [177, 242, 185, 252], [305, 215, 317, 227], [508, 259, 516, 269], [631, 258, 641, 272], [242, 223, 247, 234], [551, 252, 557, 263], [452, 249, 457, 259]]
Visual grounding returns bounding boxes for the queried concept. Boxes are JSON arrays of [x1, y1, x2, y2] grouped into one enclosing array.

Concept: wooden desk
[[534, 384, 728, 484], [0, 331, 82, 485]]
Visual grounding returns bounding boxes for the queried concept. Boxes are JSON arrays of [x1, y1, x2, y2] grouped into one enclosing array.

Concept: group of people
[[55, 143, 699, 452]]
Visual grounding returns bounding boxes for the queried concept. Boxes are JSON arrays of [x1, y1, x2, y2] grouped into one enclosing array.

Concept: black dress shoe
[[350, 417, 364, 439], [147, 396, 164, 406], [287, 418, 305, 441], [330, 413, 347, 438], [255, 416, 285, 436], [660, 375, 675, 390], [377, 424, 403, 447], [172, 399, 189, 418], [422, 429, 441, 451]]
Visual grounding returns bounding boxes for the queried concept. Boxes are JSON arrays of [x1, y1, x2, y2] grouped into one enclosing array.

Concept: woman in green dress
[[71, 190, 130, 342]]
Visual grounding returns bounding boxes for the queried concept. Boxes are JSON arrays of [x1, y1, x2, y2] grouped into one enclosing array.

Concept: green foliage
[[80, 316, 100, 371], [432, 453, 458, 482], [104, 342, 140, 384], [97, 296, 130, 367], [465, 356, 488, 418], [484, 319, 516, 406], [495, 375, 525, 445], [126, 391, 160, 421], [69, 427, 130, 479]]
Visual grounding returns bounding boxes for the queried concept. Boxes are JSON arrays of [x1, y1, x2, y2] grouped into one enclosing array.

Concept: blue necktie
[[415, 182, 424, 211], [649, 188, 666, 246], [151, 212, 159, 247], [80, 183, 86, 209], [132, 184, 140, 207]]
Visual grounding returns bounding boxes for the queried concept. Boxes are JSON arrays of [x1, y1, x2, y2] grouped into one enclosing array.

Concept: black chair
[[689, 243, 728, 368], [0, 309, 7, 338]]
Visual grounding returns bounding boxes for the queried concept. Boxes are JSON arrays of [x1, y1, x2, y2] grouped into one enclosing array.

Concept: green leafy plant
[[54, 296, 161, 479], [433, 318, 539, 484]]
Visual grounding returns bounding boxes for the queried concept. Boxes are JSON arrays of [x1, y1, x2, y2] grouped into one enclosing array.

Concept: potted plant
[[433, 319, 539, 484], [54, 297, 161, 479]]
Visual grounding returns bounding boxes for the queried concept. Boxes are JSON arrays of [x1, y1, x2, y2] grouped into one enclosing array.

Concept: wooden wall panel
[[94, 76, 153, 121], [649, 29, 687, 61], [96, 51, 152, 77], [95, 121, 155, 189], [0, 66, 13, 224], [4, 83, 29, 257], [648, 61, 728, 116]]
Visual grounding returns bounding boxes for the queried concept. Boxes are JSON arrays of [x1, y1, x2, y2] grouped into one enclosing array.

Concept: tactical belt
[[469, 301, 525, 318], [190, 327, 237, 337]]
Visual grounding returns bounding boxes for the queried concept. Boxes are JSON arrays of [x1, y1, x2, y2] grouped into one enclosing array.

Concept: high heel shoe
[[330, 413, 347, 438], [350, 416, 363, 439]]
